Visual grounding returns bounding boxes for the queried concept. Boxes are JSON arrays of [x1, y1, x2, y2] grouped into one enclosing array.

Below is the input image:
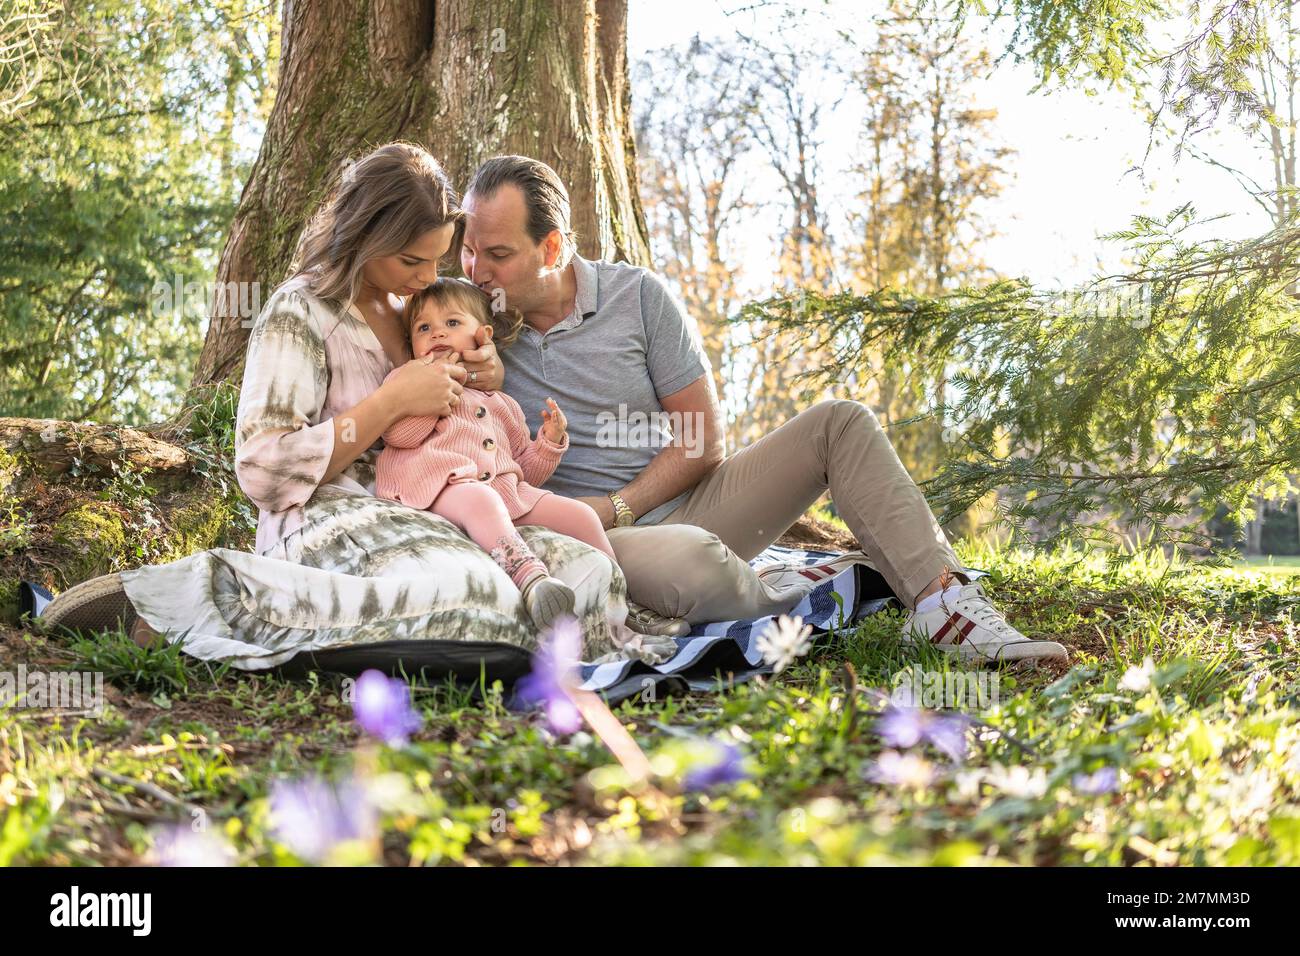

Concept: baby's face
[[410, 300, 483, 360]]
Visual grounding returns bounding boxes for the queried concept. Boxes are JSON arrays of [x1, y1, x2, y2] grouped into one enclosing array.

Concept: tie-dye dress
[[118, 274, 634, 670]]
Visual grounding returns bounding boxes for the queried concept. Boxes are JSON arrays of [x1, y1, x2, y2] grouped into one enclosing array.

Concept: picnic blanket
[[558, 545, 987, 707], [19, 547, 986, 708], [564, 545, 859, 707]]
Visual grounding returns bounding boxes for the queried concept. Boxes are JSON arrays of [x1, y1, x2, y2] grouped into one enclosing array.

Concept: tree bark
[[190, 0, 650, 389]]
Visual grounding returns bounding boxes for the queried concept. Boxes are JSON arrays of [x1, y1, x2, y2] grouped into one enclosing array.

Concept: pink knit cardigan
[[375, 371, 569, 516]]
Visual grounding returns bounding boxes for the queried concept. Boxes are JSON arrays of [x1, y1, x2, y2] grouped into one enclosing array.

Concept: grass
[[1235, 555, 1300, 576], [2, 540, 1299, 866]]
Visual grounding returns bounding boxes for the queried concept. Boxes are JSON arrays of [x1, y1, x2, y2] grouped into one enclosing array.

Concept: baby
[[375, 278, 622, 630]]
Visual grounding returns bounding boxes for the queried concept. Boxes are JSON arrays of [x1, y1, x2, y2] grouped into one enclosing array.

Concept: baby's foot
[[520, 572, 576, 631]]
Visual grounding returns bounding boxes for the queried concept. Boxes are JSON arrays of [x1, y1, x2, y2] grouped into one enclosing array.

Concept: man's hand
[[576, 494, 617, 530], [459, 325, 502, 390]]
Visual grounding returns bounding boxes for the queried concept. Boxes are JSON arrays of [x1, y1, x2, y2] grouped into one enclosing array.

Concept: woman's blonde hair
[[295, 142, 463, 306], [404, 278, 524, 348]]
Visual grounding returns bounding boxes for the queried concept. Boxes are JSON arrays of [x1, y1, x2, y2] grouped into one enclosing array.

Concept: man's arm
[[578, 372, 725, 528]]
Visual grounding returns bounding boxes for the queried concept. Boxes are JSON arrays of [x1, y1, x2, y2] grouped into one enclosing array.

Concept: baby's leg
[[430, 483, 548, 590], [515, 494, 618, 563]]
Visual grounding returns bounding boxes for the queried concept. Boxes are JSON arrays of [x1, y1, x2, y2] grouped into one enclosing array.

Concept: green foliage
[[964, 0, 1294, 143], [734, 203, 1300, 556], [8, 540, 1299, 865], [0, 1, 278, 424], [959, 0, 1164, 88]]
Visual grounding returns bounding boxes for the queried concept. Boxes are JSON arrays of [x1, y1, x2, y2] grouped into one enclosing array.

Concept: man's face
[[461, 184, 554, 313]]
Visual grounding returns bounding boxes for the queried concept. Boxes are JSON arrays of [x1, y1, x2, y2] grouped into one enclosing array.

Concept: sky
[[627, 0, 1274, 292]]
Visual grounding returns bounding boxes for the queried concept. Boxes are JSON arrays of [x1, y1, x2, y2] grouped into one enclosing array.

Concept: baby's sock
[[489, 529, 548, 590]]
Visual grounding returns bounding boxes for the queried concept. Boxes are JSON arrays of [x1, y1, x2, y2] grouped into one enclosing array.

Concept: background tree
[[634, 37, 756, 428], [726, 34, 844, 449], [0, 0, 277, 424], [842, 1, 1012, 539], [190, 0, 651, 391]]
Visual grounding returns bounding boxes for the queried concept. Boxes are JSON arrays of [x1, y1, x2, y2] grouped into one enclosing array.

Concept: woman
[[40, 143, 665, 668]]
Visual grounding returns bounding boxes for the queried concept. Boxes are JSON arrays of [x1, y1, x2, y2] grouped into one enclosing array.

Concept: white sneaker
[[901, 582, 1067, 663], [756, 550, 874, 594]]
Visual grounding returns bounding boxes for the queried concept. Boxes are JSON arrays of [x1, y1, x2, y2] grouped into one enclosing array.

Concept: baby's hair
[[403, 278, 523, 348]]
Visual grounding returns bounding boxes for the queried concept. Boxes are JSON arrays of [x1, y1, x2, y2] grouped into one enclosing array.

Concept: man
[[460, 155, 1066, 663]]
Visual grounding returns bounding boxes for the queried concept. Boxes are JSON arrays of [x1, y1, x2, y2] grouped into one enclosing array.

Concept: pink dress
[[375, 373, 570, 514]]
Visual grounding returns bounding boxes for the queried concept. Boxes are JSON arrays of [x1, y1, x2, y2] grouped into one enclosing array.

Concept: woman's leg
[[515, 494, 618, 563], [429, 482, 548, 590], [108, 490, 632, 671]]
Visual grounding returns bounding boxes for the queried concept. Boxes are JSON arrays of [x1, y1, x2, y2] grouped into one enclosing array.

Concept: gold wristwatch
[[607, 491, 635, 527]]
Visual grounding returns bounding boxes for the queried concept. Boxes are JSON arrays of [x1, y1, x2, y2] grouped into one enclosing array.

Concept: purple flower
[[150, 824, 235, 867], [874, 704, 971, 763], [683, 741, 750, 792], [1072, 766, 1119, 795], [876, 705, 928, 748], [269, 773, 377, 864], [924, 714, 972, 764], [514, 615, 584, 735], [352, 670, 422, 746]]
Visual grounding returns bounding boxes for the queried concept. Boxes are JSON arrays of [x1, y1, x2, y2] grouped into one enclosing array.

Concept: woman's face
[[361, 222, 457, 297]]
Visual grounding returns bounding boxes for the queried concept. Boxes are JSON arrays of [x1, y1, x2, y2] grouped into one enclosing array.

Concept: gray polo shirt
[[499, 254, 712, 526]]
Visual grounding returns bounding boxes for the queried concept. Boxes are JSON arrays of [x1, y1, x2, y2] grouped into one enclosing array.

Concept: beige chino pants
[[605, 399, 965, 623]]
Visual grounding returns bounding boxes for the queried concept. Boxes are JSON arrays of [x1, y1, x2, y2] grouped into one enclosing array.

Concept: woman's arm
[[236, 291, 469, 510], [321, 387, 405, 481], [235, 289, 346, 514]]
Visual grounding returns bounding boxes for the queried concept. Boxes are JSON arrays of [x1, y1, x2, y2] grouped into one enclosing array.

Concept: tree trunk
[[190, 0, 650, 390], [1245, 496, 1265, 555]]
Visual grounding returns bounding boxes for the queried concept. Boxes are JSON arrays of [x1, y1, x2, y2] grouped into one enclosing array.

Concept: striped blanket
[[561, 545, 986, 707]]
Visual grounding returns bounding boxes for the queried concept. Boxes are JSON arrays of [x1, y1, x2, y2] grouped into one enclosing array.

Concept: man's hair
[[466, 155, 578, 267], [404, 277, 523, 348]]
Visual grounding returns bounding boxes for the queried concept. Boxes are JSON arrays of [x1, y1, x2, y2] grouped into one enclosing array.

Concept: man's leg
[[606, 523, 815, 623], [660, 399, 965, 611]]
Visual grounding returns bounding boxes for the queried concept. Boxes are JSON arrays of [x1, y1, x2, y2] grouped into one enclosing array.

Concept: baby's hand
[[540, 398, 567, 444]]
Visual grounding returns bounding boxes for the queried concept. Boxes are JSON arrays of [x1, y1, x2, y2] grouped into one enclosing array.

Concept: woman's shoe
[[37, 572, 139, 635], [521, 573, 576, 631], [625, 601, 690, 638]]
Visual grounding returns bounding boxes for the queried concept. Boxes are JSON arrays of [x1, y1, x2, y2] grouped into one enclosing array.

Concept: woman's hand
[[540, 398, 567, 443], [459, 325, 503, 390], [382, 353, 467, 420]]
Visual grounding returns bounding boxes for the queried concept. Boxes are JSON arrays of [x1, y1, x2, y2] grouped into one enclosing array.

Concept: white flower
[[985, 763, 1048, 799], [755, 614, 815, 674], [867, 750, 935, 790], [953, 769, 985, 801], [1284, 740, 1300, 778], [149, 825, 236, 867], [1213, 771, 1275, 825], [1118, 656, 1156, 693]]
